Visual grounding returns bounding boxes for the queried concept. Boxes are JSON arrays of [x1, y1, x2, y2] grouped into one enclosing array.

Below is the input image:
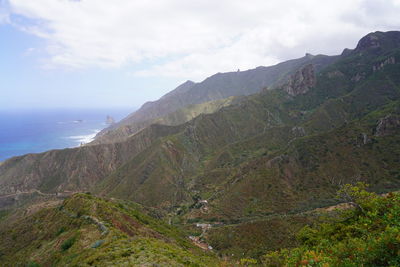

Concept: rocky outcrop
[[360, 133, 369, 145], [354, 31, 400, 55], [375, 115, 400, 136], [82, 215, 109, 235], [327, 70, 345, 78], [351, 72, 366, 82], [373, 57, 396, 72], [356, 33, 382, 51], [106, 115, 115, 125], [291, 126, 306, 137], [282, 64, 316, 96], [355, 133, 370, 147]]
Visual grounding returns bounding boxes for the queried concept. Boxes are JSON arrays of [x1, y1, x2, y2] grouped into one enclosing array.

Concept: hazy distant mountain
[[94, 53, 337, 144]]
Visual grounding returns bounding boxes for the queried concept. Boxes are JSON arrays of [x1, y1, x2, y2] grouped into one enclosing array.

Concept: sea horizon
[[0, 107, 133, 162]]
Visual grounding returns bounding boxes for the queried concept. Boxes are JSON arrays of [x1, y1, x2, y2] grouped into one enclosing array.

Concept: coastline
[[0, 108, 131, 162], [66, 129, 102, 146]]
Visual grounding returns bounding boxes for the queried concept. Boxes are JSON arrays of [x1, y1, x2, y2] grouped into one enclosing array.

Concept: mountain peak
[[355, 32, 384, 51], [305, 53, 314, 58], [183, 80, 195, 85], [354, 31, 400, 53]]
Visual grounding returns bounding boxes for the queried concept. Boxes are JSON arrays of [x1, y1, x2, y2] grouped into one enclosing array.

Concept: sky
[[0, 0, 399, 110]]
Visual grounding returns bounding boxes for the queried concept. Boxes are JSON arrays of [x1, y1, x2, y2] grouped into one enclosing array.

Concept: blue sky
[[0, 16, 180, 110], [1, 0, 400, 110]]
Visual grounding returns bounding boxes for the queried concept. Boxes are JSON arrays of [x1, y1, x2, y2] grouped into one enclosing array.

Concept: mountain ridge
[[94, 53, 338, 144], [1, 30, 400, 265], [1, 31, 399, 211]]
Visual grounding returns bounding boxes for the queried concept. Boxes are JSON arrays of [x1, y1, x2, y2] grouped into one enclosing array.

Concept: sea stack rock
[[106, 115, 115, 125]]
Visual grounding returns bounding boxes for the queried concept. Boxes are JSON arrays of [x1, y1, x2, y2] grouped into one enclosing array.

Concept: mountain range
[[0, 30, 400, 265]]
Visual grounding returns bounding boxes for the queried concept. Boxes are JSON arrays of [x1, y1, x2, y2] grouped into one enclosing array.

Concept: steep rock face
[[375, 115, 400, 136], [282, 64, 316, 96], [372, 56, 396, 72]]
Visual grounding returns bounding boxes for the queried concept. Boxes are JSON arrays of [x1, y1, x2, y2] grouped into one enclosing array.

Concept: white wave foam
[[67, 129, 100, 145], [58, 120, 84, 125]]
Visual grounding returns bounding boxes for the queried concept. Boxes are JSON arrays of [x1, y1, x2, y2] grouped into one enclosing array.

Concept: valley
[[1, 31, 400, 266]]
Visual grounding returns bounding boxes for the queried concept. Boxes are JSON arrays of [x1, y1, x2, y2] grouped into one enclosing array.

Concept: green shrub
[[61, 236, 76, 251], [26, 261, 41, 267], [240, 258, 258, 266], [56, 227, 66, 236]]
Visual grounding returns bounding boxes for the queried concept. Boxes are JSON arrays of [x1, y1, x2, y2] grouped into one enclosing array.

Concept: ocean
[[0, 108, 132, 162]]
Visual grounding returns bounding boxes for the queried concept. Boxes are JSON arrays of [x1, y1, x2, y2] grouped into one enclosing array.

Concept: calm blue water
[[0, 108, 132, 162]]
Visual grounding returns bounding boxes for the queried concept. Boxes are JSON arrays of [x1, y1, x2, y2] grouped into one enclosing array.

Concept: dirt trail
[[0, 189, 79, 199]]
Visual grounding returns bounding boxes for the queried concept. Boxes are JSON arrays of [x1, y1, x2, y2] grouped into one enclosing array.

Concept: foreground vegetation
[[2, 184, 398, 266], [0, 194, 221, 266], [262, 183, 400, 266]]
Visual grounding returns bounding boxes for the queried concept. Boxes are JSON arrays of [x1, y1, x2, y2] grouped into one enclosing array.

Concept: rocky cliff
[[282, 64, 316, 96]]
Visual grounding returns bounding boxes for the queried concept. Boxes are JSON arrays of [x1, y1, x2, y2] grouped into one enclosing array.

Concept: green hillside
[[94, 54, 337, 144], [91, 96, 242, 145], [0, 31, 400, 266], [263, 184, 400, 266], [94, 31, 400, 218], [0, 194, 220, 266]]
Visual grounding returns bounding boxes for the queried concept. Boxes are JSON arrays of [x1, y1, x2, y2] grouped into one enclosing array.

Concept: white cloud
[[6, 0, 400, 81], [0, 0, 10, 24]]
